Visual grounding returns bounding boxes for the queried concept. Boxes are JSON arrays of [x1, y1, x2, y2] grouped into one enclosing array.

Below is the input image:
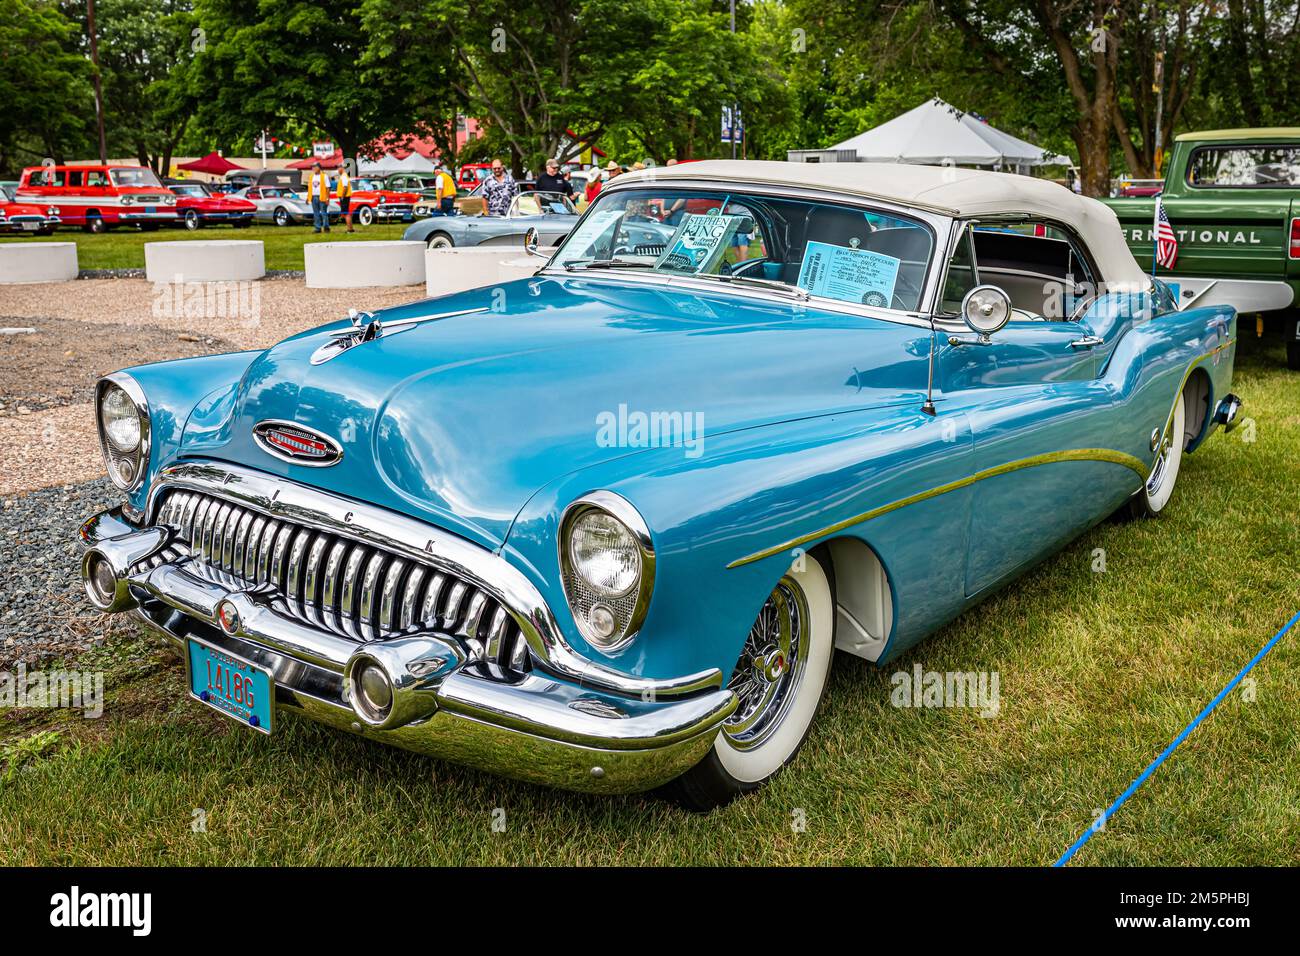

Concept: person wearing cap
[[433, 158, 457, 215], [536, 158, 571, 197], [306, 161, 331, 233]]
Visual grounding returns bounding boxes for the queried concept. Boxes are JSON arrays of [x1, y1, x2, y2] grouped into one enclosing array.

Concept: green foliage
[[79, 0, 202, 172], [0, 0, 89, 172], [190, 0, 417, 156]]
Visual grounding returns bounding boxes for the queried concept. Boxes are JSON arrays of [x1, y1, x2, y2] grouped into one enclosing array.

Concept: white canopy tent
[[357, 152, 440, 175], [790, 98, 1072, 173]]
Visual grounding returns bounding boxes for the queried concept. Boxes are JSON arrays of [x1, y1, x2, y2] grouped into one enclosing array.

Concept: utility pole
[[729, 0, 738, 160], [1152, 39, 1166, 178], [87, 0, 108, 164]]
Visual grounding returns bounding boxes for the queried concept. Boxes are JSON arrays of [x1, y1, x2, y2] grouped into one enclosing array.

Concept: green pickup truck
[[1102, 128, 1300, 368]]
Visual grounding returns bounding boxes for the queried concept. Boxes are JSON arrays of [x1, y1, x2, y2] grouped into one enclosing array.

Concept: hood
[[188, 276, 930, 549]]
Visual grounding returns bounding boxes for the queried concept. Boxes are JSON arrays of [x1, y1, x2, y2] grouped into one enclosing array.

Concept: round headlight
[[560, 494, 656, 651], [100, 384, 141, 451], [568, 510, 640, 596], [96, 375, 149, 492]]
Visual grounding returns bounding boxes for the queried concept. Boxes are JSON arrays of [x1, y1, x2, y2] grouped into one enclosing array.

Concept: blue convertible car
[[80, 161, 1240, 809]]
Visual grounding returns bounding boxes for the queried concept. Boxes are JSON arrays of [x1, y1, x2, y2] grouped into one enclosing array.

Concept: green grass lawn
[[2, 334, 1298, 866], [0, 222, 412, 271]]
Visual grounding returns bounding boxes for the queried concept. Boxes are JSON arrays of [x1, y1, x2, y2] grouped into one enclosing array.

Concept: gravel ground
[[0, 277, 427, 661], [0, 278, 426, 496], [0, 477, 130, 666]]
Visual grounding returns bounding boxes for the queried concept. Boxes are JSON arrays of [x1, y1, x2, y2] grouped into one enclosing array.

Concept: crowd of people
[[290, 151, 678, 228]]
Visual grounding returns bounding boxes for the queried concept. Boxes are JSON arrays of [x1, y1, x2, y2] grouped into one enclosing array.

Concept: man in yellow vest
[[336, 164, 354, 232], [306, 161, 331, 233], [433, 158, 456, 216]]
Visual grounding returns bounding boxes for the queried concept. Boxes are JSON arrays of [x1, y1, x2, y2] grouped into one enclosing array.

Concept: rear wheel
[[86, 214, 106, 234], [1128, 381, 1188, 518], [666, 547, 836, 811], [1286, 313, 1300, 371]]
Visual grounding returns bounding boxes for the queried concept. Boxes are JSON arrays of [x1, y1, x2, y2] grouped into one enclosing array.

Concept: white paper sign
[[797, 240, 901, 307]]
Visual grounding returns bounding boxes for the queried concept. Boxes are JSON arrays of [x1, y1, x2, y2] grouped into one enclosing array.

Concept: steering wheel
[[890, 272, 923, 311]]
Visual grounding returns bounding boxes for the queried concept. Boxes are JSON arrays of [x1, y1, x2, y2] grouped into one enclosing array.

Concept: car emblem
[[252, 420, 343, 466]]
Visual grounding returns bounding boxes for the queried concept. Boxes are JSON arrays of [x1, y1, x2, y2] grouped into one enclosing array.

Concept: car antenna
[[921, 318, 938, 416]]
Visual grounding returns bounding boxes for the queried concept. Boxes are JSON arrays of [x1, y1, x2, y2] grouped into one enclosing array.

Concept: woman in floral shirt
[[481, 160, 519, 216]]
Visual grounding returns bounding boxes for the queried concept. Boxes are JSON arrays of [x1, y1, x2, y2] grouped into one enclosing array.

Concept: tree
[[190, 0, 416, 159], [75, 0, 201, 174], [0, 0, 90, 173]]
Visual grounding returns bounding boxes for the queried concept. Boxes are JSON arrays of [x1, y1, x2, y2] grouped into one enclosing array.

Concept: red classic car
[[336, 178, 421, 225], [0, 183, 60, 234], [16, 164, 177, 232], [164, 180, 256, 229]]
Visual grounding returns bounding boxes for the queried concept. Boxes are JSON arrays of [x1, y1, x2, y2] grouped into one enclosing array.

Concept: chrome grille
[[153, 489, 529, 669]]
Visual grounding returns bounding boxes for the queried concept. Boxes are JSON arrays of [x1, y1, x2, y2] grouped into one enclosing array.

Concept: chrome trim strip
[[144, 462, 723, 697], [727, 447, 1149, 569]]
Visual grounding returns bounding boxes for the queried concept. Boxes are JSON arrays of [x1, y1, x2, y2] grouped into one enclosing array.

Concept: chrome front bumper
[[80, 507, 735, 794]]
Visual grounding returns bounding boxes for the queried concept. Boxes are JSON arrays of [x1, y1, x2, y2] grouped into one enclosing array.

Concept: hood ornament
[[310, 305, 491, 365], [253, 420, 343, 466]]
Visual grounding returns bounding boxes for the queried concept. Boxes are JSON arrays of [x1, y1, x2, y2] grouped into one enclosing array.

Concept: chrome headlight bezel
[[559, 492, 655, 652], [95, 373, 150, 492]]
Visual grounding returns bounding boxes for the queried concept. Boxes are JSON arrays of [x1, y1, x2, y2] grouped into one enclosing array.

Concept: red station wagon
[[16, 164, 178, 232]]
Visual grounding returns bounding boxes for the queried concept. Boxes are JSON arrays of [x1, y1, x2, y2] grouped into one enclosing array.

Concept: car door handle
[[1069, 335, 1105, 349]]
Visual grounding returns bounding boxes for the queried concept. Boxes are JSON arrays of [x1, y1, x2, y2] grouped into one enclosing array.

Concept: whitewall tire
[[1129, 382, 1188, 518], [667, 546, 836, 810]]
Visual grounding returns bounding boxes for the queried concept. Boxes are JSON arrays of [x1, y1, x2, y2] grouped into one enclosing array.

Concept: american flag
[[1153, 197, 1178, 269]]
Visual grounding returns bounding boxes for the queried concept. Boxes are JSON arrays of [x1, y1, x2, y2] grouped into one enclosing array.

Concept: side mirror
[[523, 226, 546, 259], [960, 285, 1012, 340]]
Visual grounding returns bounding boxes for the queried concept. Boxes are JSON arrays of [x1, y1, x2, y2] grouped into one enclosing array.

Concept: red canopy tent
[[176, 152, 247, 176], [288, 152, 345, 170]]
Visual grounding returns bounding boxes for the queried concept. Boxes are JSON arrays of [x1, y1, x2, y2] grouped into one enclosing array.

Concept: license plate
[[186, 639, 274, 733], [21, 222, 39, 231], [145, 206, 156, 214]]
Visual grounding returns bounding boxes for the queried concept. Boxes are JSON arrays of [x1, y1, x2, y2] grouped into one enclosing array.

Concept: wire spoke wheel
[[723, 577, 809, 751]]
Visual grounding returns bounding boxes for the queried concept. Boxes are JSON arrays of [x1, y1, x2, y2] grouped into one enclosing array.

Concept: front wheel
[[357, 205, 374, 226], [667, 547, 836, 811], [273, 207, 290, 227], [183, 210, 200, 231], [426, 232, 454, 249]]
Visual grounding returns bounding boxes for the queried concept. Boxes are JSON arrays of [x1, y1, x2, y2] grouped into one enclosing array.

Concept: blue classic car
[[79, 161, 1240, 809]]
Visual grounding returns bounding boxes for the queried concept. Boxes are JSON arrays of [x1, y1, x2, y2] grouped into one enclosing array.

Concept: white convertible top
[[613, 160, 1148, 286]]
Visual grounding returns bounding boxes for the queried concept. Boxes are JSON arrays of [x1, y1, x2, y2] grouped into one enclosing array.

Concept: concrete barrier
[[424, 246, 549, 297], [305, 240, 427, 289], [0, 242, 79, 283], [144, 240, 265, 282]]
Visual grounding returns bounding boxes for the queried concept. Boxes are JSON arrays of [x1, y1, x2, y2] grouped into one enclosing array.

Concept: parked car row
[[4, 163, 553, 233]]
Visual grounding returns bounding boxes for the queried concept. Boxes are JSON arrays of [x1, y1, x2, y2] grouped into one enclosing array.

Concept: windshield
[[513, 191, 576, 216], [172, 184, 206, 197], [550, 187, 934, 311], [110, 168, 163, 188]]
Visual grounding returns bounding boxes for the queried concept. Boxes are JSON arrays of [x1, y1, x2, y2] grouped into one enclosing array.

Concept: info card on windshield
[[797, 240, 901, 307]]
